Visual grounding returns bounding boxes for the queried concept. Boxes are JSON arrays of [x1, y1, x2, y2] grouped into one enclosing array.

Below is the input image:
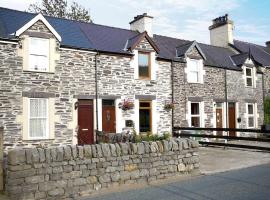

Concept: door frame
[[77, 99, 94, 145], [102, 99, 116, 133], [214, 102, 225, 136]]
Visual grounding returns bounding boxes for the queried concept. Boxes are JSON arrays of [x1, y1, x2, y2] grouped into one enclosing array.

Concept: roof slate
[[233, 40, 270, 66], [0, 7, 270, 70]]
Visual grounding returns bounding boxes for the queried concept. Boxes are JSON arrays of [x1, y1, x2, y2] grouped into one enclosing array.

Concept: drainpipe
[[171, 59, 174, 135], [95, 52, 99, 135], [262, 67, 265, 124], [224, 69, 228, 141]]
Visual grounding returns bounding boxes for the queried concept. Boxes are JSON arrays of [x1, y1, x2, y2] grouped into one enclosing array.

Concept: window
[[138, 52, 150, 79], [247, 103, 255, 128], [245, 67, 253, 87], [29, 98, 48, 139], [29, 37, 49, 71], [139, 101, 152, 132], [187, 59, 202, 83], [190, 102, 201, 127]]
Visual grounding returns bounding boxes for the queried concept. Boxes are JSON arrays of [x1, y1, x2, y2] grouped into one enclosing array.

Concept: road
[[84, 164, 270, 200]]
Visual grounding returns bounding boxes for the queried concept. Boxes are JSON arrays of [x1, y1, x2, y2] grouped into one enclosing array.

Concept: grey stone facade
[[0, 20, 172, 150], [6, 138, 199, 200], [173, 46, 265, 133]]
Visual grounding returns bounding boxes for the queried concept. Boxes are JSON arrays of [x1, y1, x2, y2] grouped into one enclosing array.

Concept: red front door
[[102, 100, 116, 133], [77, 100, 94, 145], [228, 102, 236, 136]]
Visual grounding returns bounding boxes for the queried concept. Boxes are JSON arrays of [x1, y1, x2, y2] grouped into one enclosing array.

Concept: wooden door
[[77, 100, 94, 145], [228, 102, 236, 136], [102, 100, 116, 133], [216, 108, 223, 135]]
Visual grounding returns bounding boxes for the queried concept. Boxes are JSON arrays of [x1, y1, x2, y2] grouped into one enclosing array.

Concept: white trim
[[0, 40, 18, 45], [15, 13, 62, 42], [115, 98, 122, 133], [246, 103, 257, 129], [152, 100, 157, 134], [28, 98, 49, 140], [150, 52, 157, 80], [97, 99, 102, 131], [187, 101, 204, 127], [134, 99, 139, 133], [186, 58, 204, 84], [132, 50, 139, 79]]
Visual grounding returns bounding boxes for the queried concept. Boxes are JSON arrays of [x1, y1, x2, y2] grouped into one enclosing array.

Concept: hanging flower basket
[[164, 102, 174, 110], [119, 99, 134, 111]]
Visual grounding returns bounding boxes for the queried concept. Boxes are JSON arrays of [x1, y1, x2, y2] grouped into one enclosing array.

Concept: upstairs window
[[29, 98, 48, 139], [247, 103, 255, 128], [187, 59, 202, 83], [245, 67, 254, 87], [138, 52, 151, 79], [29, 37, 49, 72]]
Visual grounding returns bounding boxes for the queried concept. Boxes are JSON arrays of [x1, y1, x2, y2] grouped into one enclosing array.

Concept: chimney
[[209, 14, 234, 47], [130, 13, 153, 37], [266, 41, 270, 48]]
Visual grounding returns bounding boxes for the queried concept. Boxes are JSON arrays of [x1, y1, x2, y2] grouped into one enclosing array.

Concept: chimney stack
[[130, 13, 153, 37], [209, 14, 234, 47], [266, 41, 270, 48]]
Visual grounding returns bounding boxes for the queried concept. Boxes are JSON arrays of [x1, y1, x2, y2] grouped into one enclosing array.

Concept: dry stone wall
[[6, 138, 199, 200]]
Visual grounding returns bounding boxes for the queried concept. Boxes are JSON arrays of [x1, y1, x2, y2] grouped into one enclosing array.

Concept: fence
[[0, 127, 3, 191], [173, 127, 270, 151]]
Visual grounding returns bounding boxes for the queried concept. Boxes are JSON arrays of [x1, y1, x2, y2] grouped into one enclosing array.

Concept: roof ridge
[[0, 7, 141, 34], [154, 34, 233, 51]]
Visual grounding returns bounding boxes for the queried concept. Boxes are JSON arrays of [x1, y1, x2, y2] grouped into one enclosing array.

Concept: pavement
[[199, 146, 270, 174], [83, 163, 270, 200]]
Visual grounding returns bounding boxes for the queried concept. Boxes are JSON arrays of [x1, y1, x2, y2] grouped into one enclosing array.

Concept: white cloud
[[0, 0, 36, 11]]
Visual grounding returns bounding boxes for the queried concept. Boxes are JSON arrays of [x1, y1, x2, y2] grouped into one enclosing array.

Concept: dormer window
[[245, 67, 254, 87], [29, 37, 49, 72], [187, 58, 203, 83], [138, 52, 151, 79]]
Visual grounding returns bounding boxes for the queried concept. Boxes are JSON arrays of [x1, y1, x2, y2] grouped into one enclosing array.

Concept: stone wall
[[173, 46, 265, 131], [6, 138, 199, 200]]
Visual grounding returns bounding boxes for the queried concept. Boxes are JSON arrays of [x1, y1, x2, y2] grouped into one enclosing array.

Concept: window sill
[[23, 70, 55, 74]]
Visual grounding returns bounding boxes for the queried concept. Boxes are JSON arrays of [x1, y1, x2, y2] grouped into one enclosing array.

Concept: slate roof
[[175, 41, 194, 57], [231, 52, 249, 66], [0, 7, 269, 70], [233, 40, 270, 66]]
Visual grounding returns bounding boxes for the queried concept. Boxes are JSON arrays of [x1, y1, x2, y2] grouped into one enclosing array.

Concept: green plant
[[264, 97, 270, 124]]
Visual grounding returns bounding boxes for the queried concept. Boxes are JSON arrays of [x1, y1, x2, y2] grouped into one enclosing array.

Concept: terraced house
[[0, 8, 270, 150]]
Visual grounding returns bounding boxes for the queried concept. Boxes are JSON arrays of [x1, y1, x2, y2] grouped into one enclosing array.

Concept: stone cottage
[[0, 8, 269, 150]]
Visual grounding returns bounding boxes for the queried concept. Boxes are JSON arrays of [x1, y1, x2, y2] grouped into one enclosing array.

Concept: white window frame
[[188, 101, 203, 127], [245, 67, 254, 87], [246, 103, 256, 128], [186, 58, 203, 83], [28, 37, 50, 72], [28, 98, 49, 140]]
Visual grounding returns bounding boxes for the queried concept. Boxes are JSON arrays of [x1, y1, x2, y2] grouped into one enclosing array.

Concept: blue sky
[[0, 0, 269, 45]]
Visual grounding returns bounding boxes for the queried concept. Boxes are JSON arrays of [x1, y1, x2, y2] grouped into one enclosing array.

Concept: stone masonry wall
[[173, 46, 264, 130], [0, 21, 172, 150], [6, 138, 199, 200]]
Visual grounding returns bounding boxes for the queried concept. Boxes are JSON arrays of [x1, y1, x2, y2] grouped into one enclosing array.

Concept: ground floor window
[[29, 98, 48, 139], [139, 101, 152, 132], [189, 102, 201, 127], [247, 103, 256, 128]]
